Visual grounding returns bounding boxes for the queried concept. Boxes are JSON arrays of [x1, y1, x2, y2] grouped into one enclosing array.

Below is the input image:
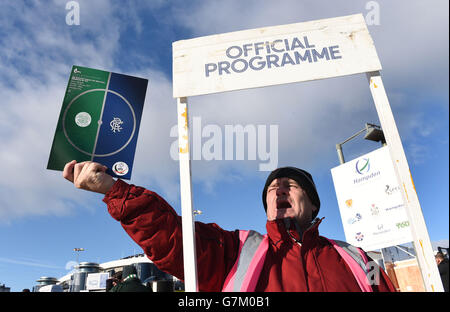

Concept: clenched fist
[[63, 160, 116, 194]]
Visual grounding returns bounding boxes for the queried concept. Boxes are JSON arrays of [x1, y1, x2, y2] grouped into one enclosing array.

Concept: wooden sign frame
[[172, 14, 443, 292]]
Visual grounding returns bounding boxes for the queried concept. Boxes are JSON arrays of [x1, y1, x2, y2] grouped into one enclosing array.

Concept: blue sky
[[0, 0, 448, 292]]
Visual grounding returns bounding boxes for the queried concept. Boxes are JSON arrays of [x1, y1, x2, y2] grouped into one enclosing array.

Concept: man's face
[[266, 177, 317, 227]]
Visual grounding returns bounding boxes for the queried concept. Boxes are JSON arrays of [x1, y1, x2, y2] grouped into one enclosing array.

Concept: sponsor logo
[[345, 199, 353, 208], [385, 184, 400, 195], [353, 171, 380, 184], [373, 224, 391, 235], [385, 204, 404, 211], [395, 221, 410, 229], [353, 157, 381, 184], [356, 158, 370, 175], [370, 204, 380, 216], [355, 232, 364, 242], [112, 162, 129, 176], [74, 112, 91, 127], [347, 213, 362, 225]]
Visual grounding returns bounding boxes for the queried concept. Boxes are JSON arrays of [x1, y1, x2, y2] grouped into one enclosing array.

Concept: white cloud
[[0, 0, 132, 221], [0, 256, 63, 270]]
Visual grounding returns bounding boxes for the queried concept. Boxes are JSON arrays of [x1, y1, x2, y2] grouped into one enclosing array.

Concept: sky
[[0, 0, 448, 292]]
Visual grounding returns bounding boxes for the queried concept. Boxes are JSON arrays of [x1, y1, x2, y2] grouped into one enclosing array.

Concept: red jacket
[[104, 179, 395, 292]]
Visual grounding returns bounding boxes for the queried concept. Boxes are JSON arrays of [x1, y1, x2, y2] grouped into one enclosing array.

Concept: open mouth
[[276, 199, 291, 209]]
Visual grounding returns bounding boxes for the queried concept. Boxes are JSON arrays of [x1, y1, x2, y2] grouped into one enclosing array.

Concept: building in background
[[29, 242, 449, 292], [382, 242, 449, 292], [34, 253, 182, 292], [0, 283, 11, 292]]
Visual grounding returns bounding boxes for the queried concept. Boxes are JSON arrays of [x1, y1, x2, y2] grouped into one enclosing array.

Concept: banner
[[173, 14, 381, 97], [47, 65, 148, 179], [85, 273, 110, 290], [331, 146, 413, 251]]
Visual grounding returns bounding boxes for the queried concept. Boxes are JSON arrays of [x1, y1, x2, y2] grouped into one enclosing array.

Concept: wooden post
[[176, 97, 198, 292], [367, 71, 444, 292]]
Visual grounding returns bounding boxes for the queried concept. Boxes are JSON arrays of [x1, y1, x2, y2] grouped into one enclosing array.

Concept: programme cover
[[47, 65, 148, 180]]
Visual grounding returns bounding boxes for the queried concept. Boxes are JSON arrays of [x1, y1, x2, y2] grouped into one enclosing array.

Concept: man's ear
[[312, 205, 318, 213], [303, 190, 316, 212]]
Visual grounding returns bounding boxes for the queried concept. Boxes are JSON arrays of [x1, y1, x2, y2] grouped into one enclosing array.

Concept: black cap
[[262, 167, 320, 219]]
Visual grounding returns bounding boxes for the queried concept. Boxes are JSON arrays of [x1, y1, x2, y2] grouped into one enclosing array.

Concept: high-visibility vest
[[222, 230, 374, 292]]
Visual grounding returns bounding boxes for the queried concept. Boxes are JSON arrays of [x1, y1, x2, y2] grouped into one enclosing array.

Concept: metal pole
[[394, 245, 416, 258], [380, 248, 386, 270], [367, 71, 444, 292], [74, 248, 84, 266], [336, 144, 345, 164], [335, 127, 368, 165], [176, 97, 198, 292]]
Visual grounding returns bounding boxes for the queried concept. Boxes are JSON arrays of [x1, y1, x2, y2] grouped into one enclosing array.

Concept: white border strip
[[91, 72, 112, 160]]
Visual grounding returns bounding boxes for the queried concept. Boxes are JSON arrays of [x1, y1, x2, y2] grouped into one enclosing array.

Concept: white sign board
[[331, 146, 413, 251], [38, 285, 63, 292], [85, 273, 109, 290], [173, 14, 381, 97]]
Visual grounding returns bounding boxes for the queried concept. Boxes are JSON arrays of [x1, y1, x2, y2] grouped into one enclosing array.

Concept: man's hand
[[63, 160, 116, 194]]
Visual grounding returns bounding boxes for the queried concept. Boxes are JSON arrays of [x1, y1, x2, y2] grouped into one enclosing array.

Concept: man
[[435, 252, 449, 292], [63, 161, 395, 292], [106, 271, 122, 292], [109, 265, 152, 292]]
